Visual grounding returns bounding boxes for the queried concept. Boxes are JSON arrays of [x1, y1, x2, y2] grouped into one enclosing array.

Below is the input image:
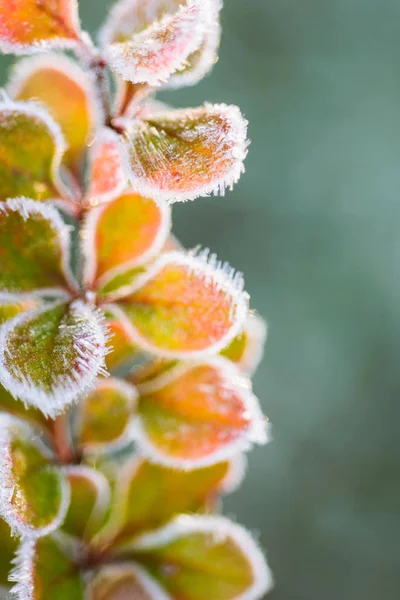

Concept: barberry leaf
[[0, 198, 77, 297], [0, 100, 67, 202], [87, 564, 171, 600], [134, 358, 268, 468], [0, 416, 69, 537], [0, 300, 108, 418], [125, 104, 249, 202], [100, 0, 221, 89], [10, 536, 84, 600], [83, 190, 171, 297], [85, 128, 126, 207], [9, 54, 101, 173], [94, 458, 232, 546], [77, 379, 137, 453], [0, 0, 81, 54], [104, 307, 138, 373], [106, 1, 207, 86], [129, 516, 273, 600], [113, 251, 248, 359], [222, 313, 267, 375], [0, 298, 36, 324], [62, 466, 111, 541]]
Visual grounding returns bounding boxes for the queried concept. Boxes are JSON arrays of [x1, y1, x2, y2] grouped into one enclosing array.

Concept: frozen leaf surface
[[115, 251, 248, 359], [125, 104, 249, 202], [87, 564, 170, 600], [222, 313, 267, 375], [0, 198, 76, 297], [107, 1, 207, 86], [10, 54, 100, 172], [0, 0, 80, 53], [0, 101, 66, 201], [0, 300, 108, 417], [0, 416, 69, 537], [85, 128, 126, 207], [134, 358, 268, 468]]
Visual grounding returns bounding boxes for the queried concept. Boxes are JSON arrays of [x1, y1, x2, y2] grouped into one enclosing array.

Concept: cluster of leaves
[[0, 1, 273, 599]]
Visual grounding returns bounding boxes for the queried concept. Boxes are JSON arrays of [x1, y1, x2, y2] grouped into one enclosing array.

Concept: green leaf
[[221, 313, 267, 375], [62, 466, 111, 541], [0, 100, 67, 201], [11, 536, 84, 600], [0, 416, 69, 537], [0, 198, 76, 297], [130, 516, 273, 600], [77, 379, 137, 453], [0, 300, 108, 417], [0, 383, 46, 428], [94, 458, 232, 548], [0, 517, 17, 588]]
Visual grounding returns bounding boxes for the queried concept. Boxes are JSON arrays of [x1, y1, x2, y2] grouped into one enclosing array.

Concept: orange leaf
[[0, 0, 81, 53], [115, 251, 248, 358], [134, 357, 268, 467]]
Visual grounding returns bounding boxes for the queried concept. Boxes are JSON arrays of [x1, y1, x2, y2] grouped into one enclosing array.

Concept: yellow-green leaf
[[0, 100, 67, 201], [221, 312, 267, 375], [87, 564, 170, 600]]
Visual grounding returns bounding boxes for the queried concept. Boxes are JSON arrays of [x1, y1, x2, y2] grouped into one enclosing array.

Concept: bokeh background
[[3, 1, 400, 597]]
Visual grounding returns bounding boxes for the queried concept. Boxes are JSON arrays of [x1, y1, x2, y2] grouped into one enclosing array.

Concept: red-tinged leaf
[[100, 0, 222, 89], [76, 379, 137, 453], [134, 357, 268, 468], [10, 536, 84, 600], [85, 128, 126, 207], [0, 300, 108, 418], [0, 198, 77, 297], [0, 416, 69, 537], [9, 54, 101, 172], [62, 466, 111, 541], [114, 251, 248, 359], [0, 100, 67, 202], [94, 458, 232, 547], [104, 307, 138, 372], [222, 312, 267, 375], [125, 104, 249, 202], [0, 0, 81, 53], [127, 516, 273, 600], [106, 1, 207, 86], [87, 564, 171, 600], [83, 190, 171, 297]]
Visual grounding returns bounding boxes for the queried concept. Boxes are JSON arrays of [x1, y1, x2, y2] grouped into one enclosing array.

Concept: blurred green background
[[3, 0, 400, 597]]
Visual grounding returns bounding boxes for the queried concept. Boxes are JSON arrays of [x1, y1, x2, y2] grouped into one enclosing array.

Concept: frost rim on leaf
[[124, 102, 249, 203], [0, 415, 70, 538], [0, 197, 79, 297], [0, 300, 109, 418], [127, 514, 274, 600], [0, 99, 70, 200], [7, 53, 104, 143], [87, 563, 173, 600], [107, 250, 249, 360], [9, 537, 35, 600], [131, 356, 269, 470]]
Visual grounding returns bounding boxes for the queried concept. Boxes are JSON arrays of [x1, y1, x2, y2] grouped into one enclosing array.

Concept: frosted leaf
[[100, 0, 222, 89], [222, 312, 268, 375], [106, 0, 208, 86], [113, 250, 249, 359], [85, 128, 127, 207], [0, 300, 109, 418], [124, 515, 274, 600], [9, 54, 102, 173], [0, 415, 70, 538], [0, 100, 68, 202], [133, 357, 269, 469], [82, 190, 171, 298], [0, 0, 81, 54], [0, 198, 77, 297], [124, 103, 249, 202], [87, 564, 172, 600]]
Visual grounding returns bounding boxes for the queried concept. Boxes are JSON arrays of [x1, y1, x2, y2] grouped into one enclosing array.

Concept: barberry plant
[[0, 1, 273, 599]]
